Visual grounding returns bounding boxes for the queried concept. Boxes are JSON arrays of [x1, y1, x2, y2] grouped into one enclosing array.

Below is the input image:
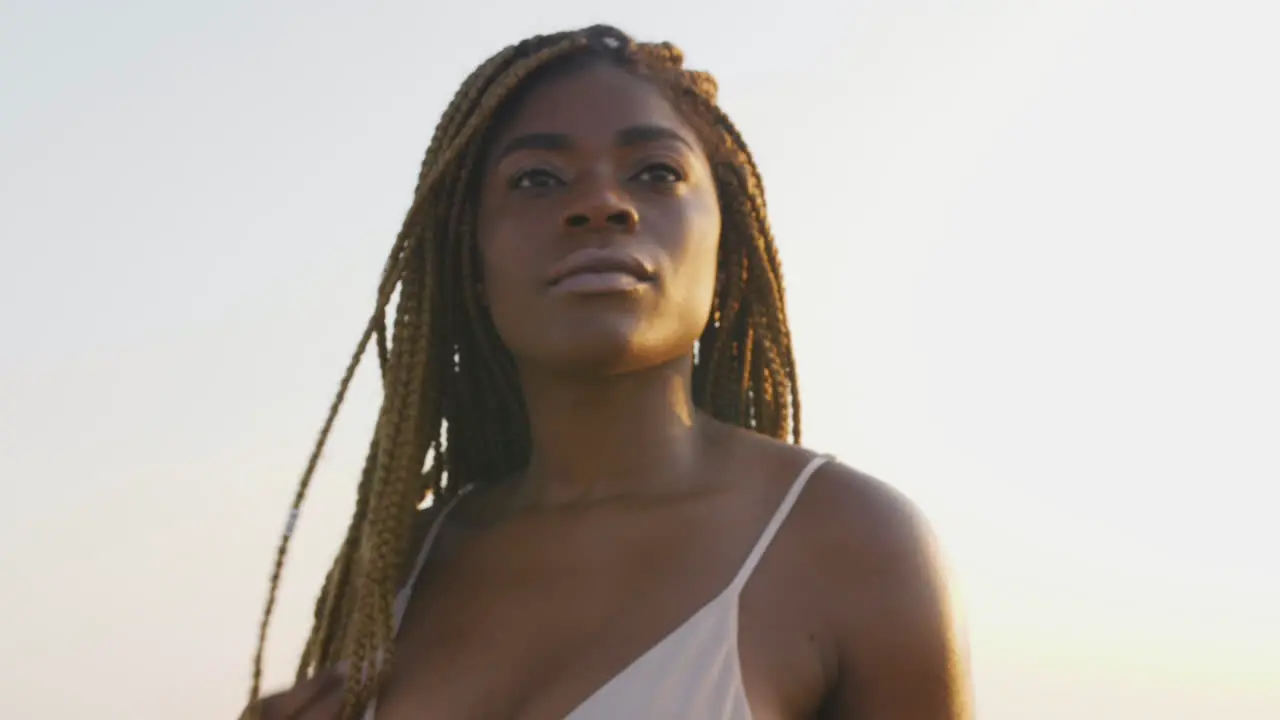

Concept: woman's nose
[[563, 183, 639, 233]]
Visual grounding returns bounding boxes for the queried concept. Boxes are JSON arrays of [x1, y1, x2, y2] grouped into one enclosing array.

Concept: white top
[[366, 454, 831, 719]]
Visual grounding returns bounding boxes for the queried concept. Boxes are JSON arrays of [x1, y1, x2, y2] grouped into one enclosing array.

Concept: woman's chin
[[518, 332, 691, 377]]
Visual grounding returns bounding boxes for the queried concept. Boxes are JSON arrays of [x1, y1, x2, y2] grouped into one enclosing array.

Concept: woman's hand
[[241, 670, 344, 720]]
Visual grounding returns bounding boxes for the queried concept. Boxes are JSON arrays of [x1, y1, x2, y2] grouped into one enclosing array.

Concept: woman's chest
[[372, 492, 830, 719], [375, 514, 730, 718]]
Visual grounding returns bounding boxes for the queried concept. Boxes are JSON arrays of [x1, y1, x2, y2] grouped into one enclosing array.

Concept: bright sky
[[2, 1, 1277, 718]]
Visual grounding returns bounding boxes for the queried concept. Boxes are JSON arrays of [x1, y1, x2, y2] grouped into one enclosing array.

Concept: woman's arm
[[809, 465, 972, 720]]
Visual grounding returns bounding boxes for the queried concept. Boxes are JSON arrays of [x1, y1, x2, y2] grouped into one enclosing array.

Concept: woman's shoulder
[[753, 438, 940, 592], [737, 434, 967, 712], [718, 430, 906, 522], [727, 431, 932, 558], [729, 429, 948, 621]]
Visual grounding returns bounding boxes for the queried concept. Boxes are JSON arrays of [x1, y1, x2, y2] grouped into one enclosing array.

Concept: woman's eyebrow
[[615, 124, 695, 151], [494, 124, 694, 164], [494, 132, 572, 162]]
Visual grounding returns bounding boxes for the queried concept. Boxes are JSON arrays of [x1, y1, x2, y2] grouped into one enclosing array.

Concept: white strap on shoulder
[[729, 454, 832, 594], [393, 484, 475, 631]]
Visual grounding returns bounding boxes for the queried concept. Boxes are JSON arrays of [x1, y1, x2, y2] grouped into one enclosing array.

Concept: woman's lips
[[549, 270, 648, 295], [546, 246, 655, 295]]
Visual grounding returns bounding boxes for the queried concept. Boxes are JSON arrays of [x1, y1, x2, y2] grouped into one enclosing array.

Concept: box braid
[[244, 24, 802, 720]]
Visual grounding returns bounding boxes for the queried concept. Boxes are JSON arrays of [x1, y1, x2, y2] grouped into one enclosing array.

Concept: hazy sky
[[2, 1, 1277, 718]]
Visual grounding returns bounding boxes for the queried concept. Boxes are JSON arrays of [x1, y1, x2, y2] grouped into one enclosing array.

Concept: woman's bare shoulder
[[720, 429, 933, 566], [784, 454, 971, 718]]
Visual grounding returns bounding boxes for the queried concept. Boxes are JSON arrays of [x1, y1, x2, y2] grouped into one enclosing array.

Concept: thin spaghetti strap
[[728, 454, 832, 594], [392, 484, 475, 631], [369, 488, 475, 720]]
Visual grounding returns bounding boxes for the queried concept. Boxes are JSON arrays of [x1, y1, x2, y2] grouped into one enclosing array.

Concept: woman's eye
[[634, 163, 683, 184], [510, 168, 564, 190]]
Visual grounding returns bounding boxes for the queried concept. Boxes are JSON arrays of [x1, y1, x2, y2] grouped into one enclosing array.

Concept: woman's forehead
[[489, 63, 700, 153]]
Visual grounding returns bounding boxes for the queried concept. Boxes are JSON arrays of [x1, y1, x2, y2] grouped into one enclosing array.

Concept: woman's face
[[475, 62, 721, 375]]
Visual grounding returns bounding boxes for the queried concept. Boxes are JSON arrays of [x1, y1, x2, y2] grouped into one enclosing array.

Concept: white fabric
[[366, 454, 830, 719]]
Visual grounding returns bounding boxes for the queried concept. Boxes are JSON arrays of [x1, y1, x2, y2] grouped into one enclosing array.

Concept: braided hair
[[246, 24, 801, 719]]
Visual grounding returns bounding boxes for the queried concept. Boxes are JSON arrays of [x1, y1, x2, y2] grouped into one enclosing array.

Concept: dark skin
[[251, 63, 969, 719]]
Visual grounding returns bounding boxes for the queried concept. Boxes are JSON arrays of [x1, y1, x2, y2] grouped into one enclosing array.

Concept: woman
[[244, 24, 970, 720]]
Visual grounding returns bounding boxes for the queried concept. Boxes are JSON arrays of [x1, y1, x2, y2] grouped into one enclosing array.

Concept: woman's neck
[[512, 355, 714, 508]]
